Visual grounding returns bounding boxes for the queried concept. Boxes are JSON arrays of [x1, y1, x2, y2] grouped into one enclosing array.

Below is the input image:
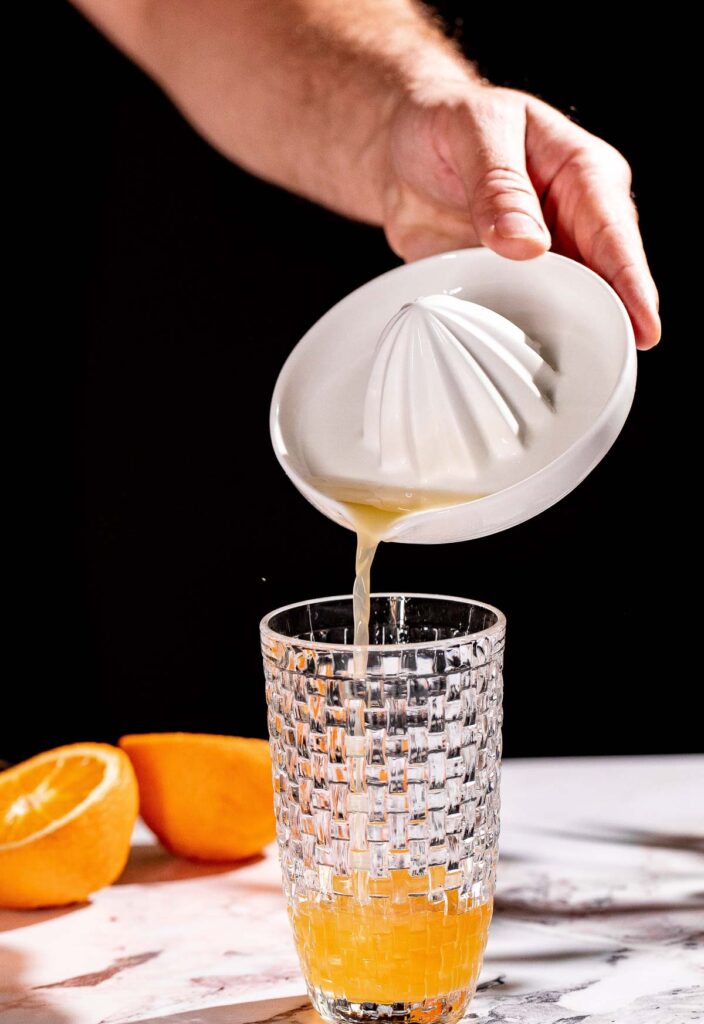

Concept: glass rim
[[260, 592, 506, 654]]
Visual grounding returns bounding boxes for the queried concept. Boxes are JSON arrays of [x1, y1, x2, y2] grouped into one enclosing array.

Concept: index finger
[[564, 158, 661, 349]]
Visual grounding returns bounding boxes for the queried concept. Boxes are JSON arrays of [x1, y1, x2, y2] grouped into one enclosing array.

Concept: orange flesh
[[0, 755, 105, 844]]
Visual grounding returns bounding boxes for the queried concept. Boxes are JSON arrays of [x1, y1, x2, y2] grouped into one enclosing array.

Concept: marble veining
[[1, 756, 702, 1024]]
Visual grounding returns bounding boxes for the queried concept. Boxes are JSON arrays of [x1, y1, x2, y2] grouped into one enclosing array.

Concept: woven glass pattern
[[261, 594, 505, 1024]]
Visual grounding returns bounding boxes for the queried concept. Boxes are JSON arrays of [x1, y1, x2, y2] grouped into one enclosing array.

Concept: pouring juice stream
[[311, 479, 482, 672]]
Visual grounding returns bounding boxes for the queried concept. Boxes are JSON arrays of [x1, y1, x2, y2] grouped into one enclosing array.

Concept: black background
[[8, 5, 689, 763]]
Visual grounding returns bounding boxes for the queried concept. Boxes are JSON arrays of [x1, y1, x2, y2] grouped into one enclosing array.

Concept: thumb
[[444, 96, 551, 260]]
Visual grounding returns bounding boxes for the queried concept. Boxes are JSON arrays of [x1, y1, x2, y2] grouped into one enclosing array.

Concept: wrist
[[359, 46, 481, 212]]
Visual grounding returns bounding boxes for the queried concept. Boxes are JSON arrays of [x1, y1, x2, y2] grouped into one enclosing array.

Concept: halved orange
[[119, 733, 275, 862], [0, 743, 138, 908]]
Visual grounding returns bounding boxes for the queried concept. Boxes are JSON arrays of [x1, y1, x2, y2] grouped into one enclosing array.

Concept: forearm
[[71, 0, 473, 221]]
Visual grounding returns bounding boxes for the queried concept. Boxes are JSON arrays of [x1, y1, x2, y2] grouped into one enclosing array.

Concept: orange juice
[[291, 875, 492, 1005], [307, 479, 482, 664]]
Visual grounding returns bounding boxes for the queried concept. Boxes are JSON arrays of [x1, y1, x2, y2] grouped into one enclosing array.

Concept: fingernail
[[494, 212, 546, 242]]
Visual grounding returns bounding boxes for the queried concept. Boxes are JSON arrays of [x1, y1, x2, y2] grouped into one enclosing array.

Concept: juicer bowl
[[270, 249, 636, 544]]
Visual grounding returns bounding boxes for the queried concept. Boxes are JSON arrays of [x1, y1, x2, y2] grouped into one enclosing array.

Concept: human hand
[[384, 81, 660, 349], [73, 0, 659, 350]]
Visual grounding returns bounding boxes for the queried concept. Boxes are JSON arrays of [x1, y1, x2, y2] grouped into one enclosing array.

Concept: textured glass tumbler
[[261, 594, 505, 1024]]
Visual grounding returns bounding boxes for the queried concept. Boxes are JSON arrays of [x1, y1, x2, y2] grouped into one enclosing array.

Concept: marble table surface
[[1, 755, 702, 1024]]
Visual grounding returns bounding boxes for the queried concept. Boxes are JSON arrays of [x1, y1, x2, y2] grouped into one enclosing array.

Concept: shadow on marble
[[495, 892, 704, 920], [126, 993, 315, 1024], [475, 975, 512, 992], [540, 824, 704, 855], [115, 843, 263, 885], [494, 851, 529, 864], [0, 903, 87, 935], [484, 945, 619, 964], [0, 946, 71, 1023]]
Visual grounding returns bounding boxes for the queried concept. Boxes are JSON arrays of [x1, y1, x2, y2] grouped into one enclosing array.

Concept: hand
[[383, 81, 660, 349]]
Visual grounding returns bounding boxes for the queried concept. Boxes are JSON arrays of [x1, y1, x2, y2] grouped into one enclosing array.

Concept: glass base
[[308, 985, 473, 1024]]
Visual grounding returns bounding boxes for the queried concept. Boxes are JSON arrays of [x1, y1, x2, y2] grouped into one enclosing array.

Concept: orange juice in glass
[[262, 594, 504, 1023]]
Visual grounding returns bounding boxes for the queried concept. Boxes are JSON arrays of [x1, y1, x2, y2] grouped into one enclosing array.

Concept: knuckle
[[474, 164, 534, 201], [559, 140, 632, 190], [551, 145, 597, 185], [601, 142, 632, 185], [580, 140, 632, 187], [609, 261, 640, 287], [589, 219, 633, 270]]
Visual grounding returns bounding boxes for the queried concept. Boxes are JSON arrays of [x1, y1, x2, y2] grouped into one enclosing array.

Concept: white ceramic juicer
[[270, 248, 636, 544]]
